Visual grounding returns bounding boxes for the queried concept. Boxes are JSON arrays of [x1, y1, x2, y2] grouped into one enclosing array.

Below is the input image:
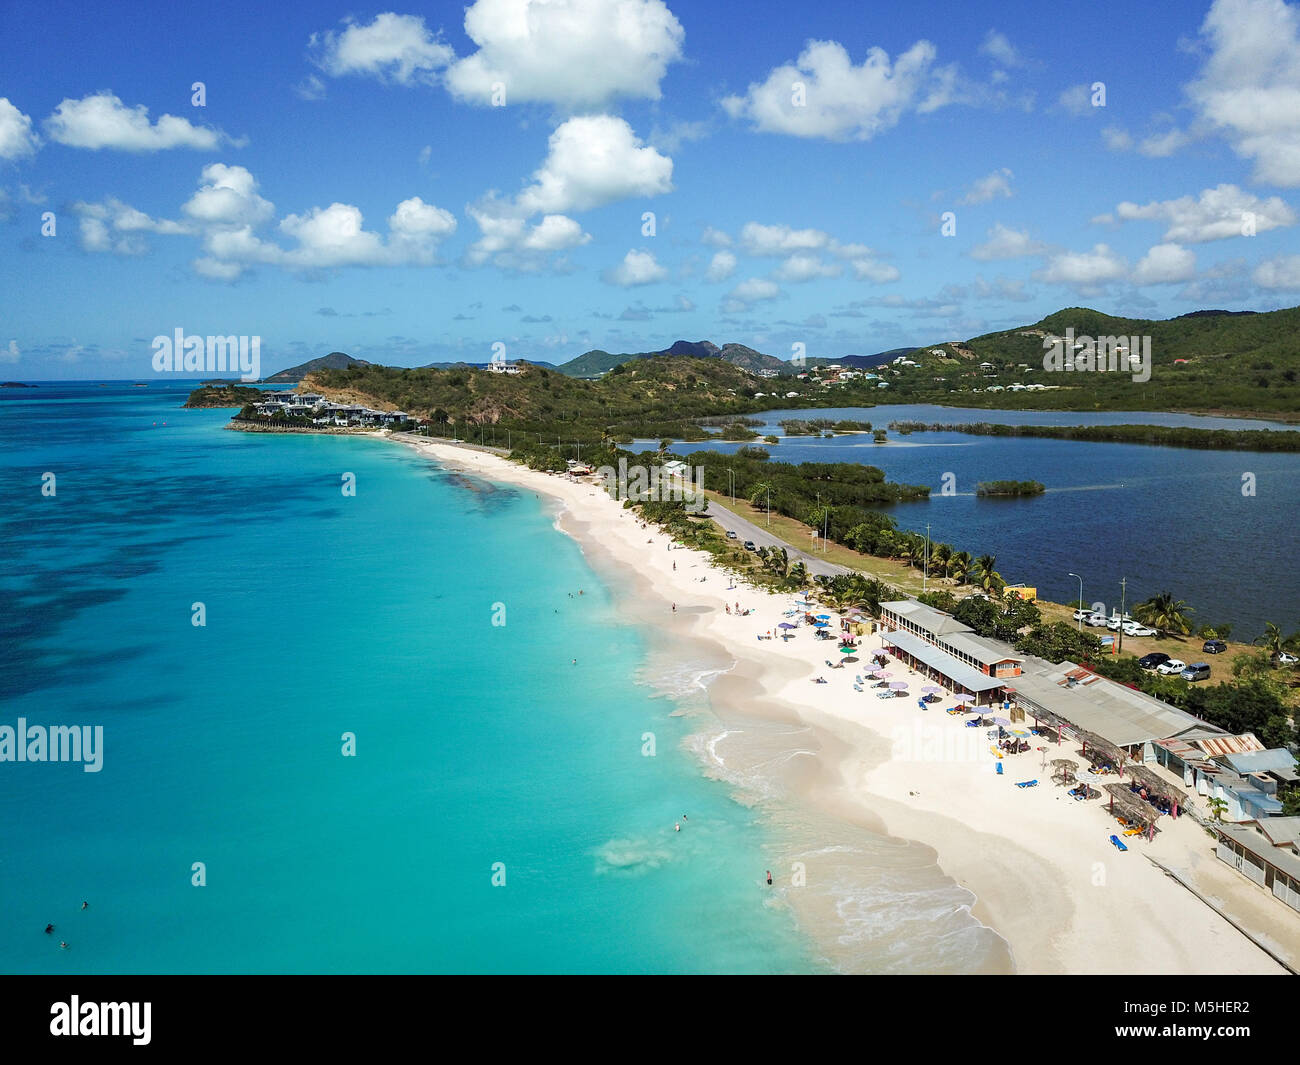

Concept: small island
[[1, 381, 36, 388], [976, 480, 1046, 497], [183, 384, 268, 409]]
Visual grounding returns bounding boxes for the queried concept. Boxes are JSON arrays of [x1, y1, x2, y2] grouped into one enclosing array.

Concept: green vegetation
[[975, 480, 1046, 497], [183, 385, 266, 408], [888, 420, 1300, 452]]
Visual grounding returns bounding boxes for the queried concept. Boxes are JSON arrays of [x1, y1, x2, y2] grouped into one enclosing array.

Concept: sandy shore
[[393, 434, 1287, 975]]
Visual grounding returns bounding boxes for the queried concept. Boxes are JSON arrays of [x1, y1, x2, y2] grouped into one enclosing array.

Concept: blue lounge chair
[[1015, 779, 1038, 788], [996, 762, 1003, 775], [1110, 835, 1128, 852]]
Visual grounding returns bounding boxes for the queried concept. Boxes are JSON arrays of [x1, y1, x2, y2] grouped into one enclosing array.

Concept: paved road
[[703, 497, 850, 579]]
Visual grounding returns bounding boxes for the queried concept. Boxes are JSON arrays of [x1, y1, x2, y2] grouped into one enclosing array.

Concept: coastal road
[[703, 498, 850, 579]]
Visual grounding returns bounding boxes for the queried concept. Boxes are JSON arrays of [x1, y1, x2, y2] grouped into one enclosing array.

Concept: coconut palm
[[949, 551, 972, 585], [931, 542, 953, 579], [787, 561, 809, 588], [1132, 592, 1192, 636], [1207, 797, 1228, 823], [1253, 622, 1299, 663], [973, 554, 1005, 596]]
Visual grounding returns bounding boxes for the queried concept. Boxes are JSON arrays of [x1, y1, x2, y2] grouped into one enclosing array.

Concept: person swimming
[[766, 870, 773, 886], [81, 901, 88, 910], [674, 822, 680, 832], [59, 941, 69, 950], [44, 924, 54, 934]]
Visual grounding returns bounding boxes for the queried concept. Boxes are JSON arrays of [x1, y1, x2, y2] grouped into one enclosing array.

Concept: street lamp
[[923, 522, 931, 592], [1116, 577, 1127, 654], [1068, 572, 1083, 630]]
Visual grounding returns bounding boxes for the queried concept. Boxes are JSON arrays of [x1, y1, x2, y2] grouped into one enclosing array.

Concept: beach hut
[[1124, 765, 1188, 818]]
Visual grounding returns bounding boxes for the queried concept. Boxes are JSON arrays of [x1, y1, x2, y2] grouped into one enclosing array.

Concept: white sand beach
[[395, 435, 1290, 976]]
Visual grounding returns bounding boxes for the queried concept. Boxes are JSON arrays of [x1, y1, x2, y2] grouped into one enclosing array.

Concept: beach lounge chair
[[1110, 835, 1128, 852], [996, 763, 1003, 775], [1015, 779, 1038, 788], [1123, 828, 1142, 837]]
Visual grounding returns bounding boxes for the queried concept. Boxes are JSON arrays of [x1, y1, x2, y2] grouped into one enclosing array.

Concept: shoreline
[[389, 433, 1286, 975]]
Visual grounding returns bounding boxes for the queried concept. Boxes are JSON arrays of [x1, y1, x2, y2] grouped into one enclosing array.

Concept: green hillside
[[891, 306, 1300, 417]]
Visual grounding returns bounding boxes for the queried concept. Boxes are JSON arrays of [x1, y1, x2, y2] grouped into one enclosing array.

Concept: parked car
[[725, 530, 738, 539], [1202, 639, 1228, 654], [1180, 663, 1211, 682], [1139, 652, 1171, 670], [1155, 659, 1187, 675], [742, 540, 756, 551], [1085, 613, 1109, 627], [1072, 609, 1091, 621], [1123, 622, 1156, 637], [1277, 651, 1299, 666]]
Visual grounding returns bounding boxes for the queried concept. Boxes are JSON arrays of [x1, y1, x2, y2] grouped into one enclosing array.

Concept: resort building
[[1214, 822, 1300, 914], [878, 600, 1024, 705]]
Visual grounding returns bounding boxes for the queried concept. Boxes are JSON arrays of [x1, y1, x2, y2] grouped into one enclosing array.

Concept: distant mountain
[[718, 343, 786, 374], [420, 359, 557, 370], [263, 351, 369, 382]]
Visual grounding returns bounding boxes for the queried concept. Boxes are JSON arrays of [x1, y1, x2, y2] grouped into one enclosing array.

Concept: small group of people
[[44, 901, 88, 951]]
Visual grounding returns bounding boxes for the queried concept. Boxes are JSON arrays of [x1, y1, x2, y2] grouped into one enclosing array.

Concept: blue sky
[[3, 0, 1300, 378]]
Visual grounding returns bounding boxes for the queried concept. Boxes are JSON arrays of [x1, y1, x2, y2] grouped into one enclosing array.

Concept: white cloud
[[519, 213, 588, 251], [721, 38, 961, 141], [44, 92, 228, 151], [1137, 127, 1191, 157], [738, 221, 830, 255], [1186, 0, 1300, 185], [294, 75, 327, 101], [979, 30, 1023, 68], [515, 115, 673, 215], [1058, 83, 1095, 116], [773, 254, 842, 282], [465, 200, 590, 267], [604, 248, 668, 286], [723, 277, 781, 312], [701, 226, 732, 247], [1035, 243, 1127, 286], [851, 258, 901, 282], [0, 99, 40, 159], [1, 340, 19, 364], [705, 249, 737, 281], [1253, 253, 1300, 288], [1132, 242, 1197, 284], [1101, 126, 1134, 151], [71, 197, 190, 254], [1106, 184, 1296, 242], [309, 13, 453, 85], [181, 164, 275, 227], [969, 222, 1049, 261], [960, 167, 1013, 205], [445, 0, 684, 107]]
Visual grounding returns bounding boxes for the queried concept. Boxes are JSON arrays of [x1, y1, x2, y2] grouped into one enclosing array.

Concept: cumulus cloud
[[1100, 183, 1296, 242], [1253, 254, 1300, 288], [44, 92, 230, 151], [721, 38, 961, 141], [969, 222, 1049, 261], [181, 164, 274, 227], [773, 254, 842, 282], [979, 30, 1024, 68], [1186, 0, 1300, 185], [960, 167, 1013, 205], [722, 277, 781, 312], [2, 340, 20, 364], [1132, 242, 1197, 284], [738, 221, 830, 255], [705, 249, 737, 281], [0, 99, 40, 159], [309, 13, 453, 85], [701, 226, 731, 247], [1035, 243, 1127, 287], [1058, 83, 1097, 116], [516, 115, 673, 215], [1101, 126, 1134, 151], [445, 0, 685, 107], [71, 197, 190, 254], [465, 199, 590, 268], [604, 248, 669, 286]]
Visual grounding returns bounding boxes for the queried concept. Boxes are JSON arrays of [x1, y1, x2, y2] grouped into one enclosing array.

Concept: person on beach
[[671, 603, 676, 613], [766, 871, 773, 886], [672, 561, 676, 571]]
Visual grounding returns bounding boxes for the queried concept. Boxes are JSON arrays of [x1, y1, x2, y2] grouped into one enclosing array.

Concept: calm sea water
[[676, 405, 1300, 637], [0, 382, 822, 974]]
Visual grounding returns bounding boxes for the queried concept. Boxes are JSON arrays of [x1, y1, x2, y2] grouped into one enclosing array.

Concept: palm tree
[[949, 551, 972, 585], [931, 543, 953, 579], [1133, 592, 1192, 636], [748, 481, 772, 512], [974, 554, 1004, 596], [1207, 797, 1228, 823], [787, 561, 809, 588], [901, 535, 927, 570]]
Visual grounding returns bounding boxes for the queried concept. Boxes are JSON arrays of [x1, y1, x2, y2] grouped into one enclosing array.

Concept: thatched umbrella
[[1050, 758, 1078, 785], [1103, 784, 1158, 835], [1076, 729, 1126, 775], [1124, 765, 1188, 813]]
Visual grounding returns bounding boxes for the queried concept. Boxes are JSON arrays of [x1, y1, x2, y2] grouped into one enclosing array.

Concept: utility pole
[[1069, 572, 1083, 630], [1116, 577, 1127, 655], [766, 485, 771, 528], [924, 522, 930, 592]]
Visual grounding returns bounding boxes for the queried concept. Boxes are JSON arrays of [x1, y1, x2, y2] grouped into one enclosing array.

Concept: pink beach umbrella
[[889, 681, 909, 690], [921, 685, 942, 693]]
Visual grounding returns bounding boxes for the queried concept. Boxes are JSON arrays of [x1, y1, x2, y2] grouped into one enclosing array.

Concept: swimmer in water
[[766, 871, 773, 886], [675, 822, 680, 832], [81, 901, 88, 910], [59, 941, 69, 950], [44, 924, 54, 934]]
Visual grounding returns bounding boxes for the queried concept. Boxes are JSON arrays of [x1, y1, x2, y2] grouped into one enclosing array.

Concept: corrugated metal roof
[[1218, 823, 1300, 880], [1195, 733, 1265, 757], [880, 629, 1005, 692]]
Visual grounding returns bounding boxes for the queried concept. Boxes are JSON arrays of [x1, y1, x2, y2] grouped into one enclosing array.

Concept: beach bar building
[[878, 600, 1022, 705], [1214, 822, 1300, 914]]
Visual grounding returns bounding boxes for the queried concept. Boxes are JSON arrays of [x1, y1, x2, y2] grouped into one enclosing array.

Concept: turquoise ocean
[[0, 382, 830, 973]]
